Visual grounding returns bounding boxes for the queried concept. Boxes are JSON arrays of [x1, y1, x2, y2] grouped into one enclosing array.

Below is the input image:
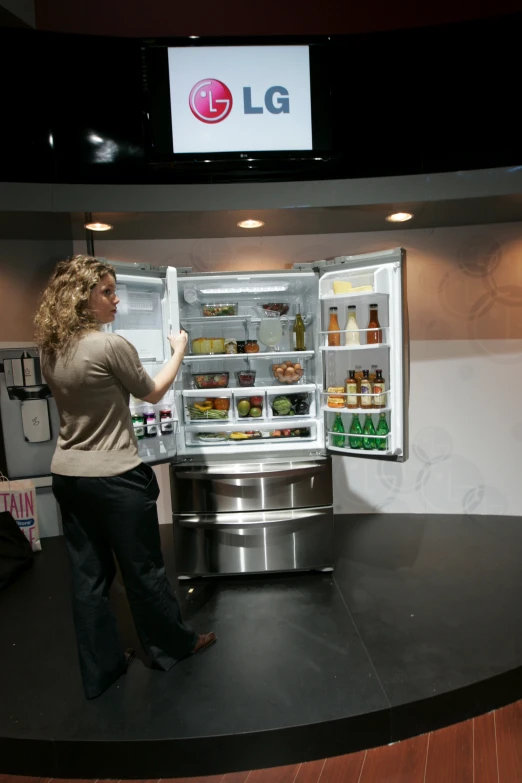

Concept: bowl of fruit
[[236, 395, 264, 419], [272, 361, 304, 384], [192, 372, 229, 389]]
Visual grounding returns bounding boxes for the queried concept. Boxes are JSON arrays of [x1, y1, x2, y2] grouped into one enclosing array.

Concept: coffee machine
[[3, 352, 52, 443]]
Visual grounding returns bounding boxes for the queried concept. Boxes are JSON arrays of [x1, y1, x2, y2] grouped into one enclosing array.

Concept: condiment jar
[[225, 339, 238, 354], [245, 340, 260, 354]]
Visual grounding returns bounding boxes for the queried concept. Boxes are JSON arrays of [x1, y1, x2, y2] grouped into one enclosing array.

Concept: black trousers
[[52, 462, 197, 699]]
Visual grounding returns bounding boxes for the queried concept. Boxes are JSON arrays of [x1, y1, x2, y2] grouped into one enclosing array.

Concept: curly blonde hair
[[34, 255, 117, 357]]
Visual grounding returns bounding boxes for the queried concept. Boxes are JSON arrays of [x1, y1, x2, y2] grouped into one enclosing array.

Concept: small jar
[[236, 341, 246, 353], [225, 339, 238, 354], [245, 340, 260, 354], [159, 409, 174, 434], [132, 413, 145, 440], [144, 411, 158, 437]]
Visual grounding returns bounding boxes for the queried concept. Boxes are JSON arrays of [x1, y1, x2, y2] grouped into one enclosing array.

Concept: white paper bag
[[0, 474, 41, 552]]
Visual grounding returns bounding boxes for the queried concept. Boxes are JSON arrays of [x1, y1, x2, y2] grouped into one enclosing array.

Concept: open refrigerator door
[[175, 271, 325, 460], [110, 266, 179, 465], [317, 248, 409, 461]]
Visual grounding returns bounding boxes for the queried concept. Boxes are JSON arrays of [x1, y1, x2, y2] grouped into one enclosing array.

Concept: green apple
[[237, 399, 251, 417], [249, 406, 262, 418]]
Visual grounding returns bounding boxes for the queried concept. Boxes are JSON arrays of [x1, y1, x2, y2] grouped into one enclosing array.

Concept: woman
[[34, 255, 215, 700]]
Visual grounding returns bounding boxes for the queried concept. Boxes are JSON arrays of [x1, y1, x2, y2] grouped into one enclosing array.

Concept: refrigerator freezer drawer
[[173, 506, 334, 576], [170, 458, 332, 514]]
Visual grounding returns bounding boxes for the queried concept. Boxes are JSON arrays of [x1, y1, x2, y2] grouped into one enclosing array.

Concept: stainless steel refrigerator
[[108, 247, 409, 578]]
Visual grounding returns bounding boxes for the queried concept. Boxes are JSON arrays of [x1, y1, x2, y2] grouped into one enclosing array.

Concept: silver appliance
[[171, 457, 333, 576], [97, 249, 408, 578]]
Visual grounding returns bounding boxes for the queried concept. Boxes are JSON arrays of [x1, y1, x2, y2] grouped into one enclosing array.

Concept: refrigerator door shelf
[[322, 404, 391, 413], [318, 248, 408, 462], [326, 431, 394, 456], [105, 264, 180, 466], [319, 342, 389, 351], [173, 505, 334, 577]]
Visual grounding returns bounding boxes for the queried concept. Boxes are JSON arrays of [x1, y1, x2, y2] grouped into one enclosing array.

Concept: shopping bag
[[0, 474, 42, 552], [0, 510, 34, 590]]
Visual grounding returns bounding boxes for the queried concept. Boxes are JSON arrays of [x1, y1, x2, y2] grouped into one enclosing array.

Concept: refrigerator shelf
[[186, 433, 316, 447], [185, 416, 314, 432], [184, 350, 315, 362], [182, 384, 316, 396], [320, 343, 389, 351], [181, 314, 313, 326]]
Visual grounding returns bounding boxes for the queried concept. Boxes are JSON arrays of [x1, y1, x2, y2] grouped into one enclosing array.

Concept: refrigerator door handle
[[174, 463, 327, 481], [177, 506, 330, 530]]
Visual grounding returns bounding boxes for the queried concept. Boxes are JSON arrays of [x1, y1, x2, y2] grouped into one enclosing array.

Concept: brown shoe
[[124, 648, 135, 670], [193, 632, 217, 655]]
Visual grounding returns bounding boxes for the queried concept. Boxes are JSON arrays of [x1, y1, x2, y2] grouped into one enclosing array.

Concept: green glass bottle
[[375, 412, 389, 451], [349, 413, 362, 449], [363, 414, 376, 450], [332, 412, 345, 448]]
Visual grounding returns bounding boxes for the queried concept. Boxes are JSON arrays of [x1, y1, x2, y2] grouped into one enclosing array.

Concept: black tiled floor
[[0, 530, 389, 775], [334, 513, 522, 737], [3, 514, 522, 778]]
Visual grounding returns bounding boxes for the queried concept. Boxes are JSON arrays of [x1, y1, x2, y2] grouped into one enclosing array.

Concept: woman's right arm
[[141, 331, 188, 405]]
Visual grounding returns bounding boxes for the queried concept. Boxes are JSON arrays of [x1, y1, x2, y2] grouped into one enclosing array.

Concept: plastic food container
[[271, 361, 304, 384], [192, 337, 225, 355], [237, 370, 256, 387], [198, 433, 229, 442], [202, 303, 238, 317], [192, 372, 229, 389]]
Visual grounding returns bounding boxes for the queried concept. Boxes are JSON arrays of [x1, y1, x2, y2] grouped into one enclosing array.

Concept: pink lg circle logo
[[189, 79, 233, 123]]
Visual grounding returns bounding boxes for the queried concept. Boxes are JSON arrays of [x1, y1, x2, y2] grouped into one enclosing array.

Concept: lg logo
[[189, 79, 232, 123], [189, 78, 290, 124]]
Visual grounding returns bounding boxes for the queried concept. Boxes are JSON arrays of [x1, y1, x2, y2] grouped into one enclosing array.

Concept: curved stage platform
[[1, 513, 522, 779]]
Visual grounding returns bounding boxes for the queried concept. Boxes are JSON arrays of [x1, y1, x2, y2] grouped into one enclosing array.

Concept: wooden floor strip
[[316, 752, 366, 783], [474, 712, 499, 783], [293, 760, 326, 783], [424, 720, 473, 783], [161, 777, 222, 783], [221, 773, 252, 783], [246, 766, 301, 783], [359, 735, 428, 783], [495, 700, 522, 782]]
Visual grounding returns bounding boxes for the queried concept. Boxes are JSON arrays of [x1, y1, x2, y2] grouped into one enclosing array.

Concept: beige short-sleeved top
[[43, 331, 155, 477]]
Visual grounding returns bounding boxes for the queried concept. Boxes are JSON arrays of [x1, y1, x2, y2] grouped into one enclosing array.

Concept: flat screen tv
[[142, 39, 332, 164]]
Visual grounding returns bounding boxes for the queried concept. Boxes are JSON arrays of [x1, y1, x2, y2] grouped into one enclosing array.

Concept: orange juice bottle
[[328, 307, 341, 346]]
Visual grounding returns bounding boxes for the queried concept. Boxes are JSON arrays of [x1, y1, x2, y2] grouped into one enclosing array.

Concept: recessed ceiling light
[[385, 212, 413, 223], [237, 219, 265, 229], [84, 222, 113, 232]]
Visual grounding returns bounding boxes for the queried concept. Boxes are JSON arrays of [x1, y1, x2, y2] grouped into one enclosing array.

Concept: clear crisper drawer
[[183, 390, 233, 424], [267, 389, 315, 420], [184, 421, 316, 447]]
